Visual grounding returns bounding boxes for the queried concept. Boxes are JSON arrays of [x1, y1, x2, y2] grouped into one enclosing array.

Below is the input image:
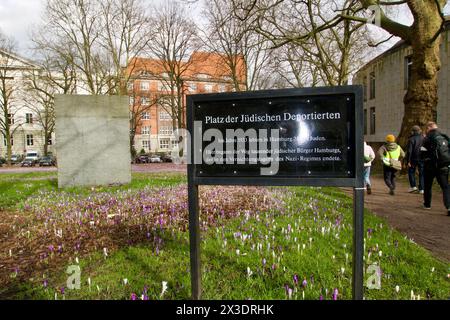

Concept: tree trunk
[[6, 131, 12, 166], [397, 2, 443, 147], [398, 43, 441, 147], [44, 134, 49, 157]]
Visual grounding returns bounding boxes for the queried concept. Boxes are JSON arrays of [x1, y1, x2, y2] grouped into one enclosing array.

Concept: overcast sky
[[0, 0, 449, 59], [0, 0, 203, 57]]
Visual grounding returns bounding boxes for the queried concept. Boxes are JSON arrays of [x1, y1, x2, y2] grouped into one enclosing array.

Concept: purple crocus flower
[[43, 280, 48, 288], [60, 287, 65, 295], [131, 293, 138, 300], [284, 284, 289, 295], [332, 288, 338, 300], [302, 279, 308, 288], [293, 274, 299, 286], [319, 295, 324, 300]]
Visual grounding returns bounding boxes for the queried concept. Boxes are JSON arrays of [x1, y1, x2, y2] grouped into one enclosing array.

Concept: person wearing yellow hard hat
[[377, 134, 405, 195]]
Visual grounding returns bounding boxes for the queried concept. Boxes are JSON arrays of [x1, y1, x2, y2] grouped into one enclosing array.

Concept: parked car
[[160, 154, 173, 163], [21, 158, 35, 167], [39, 156, 55, 167], [149, 155, 162, 163], [11, 154, 24, 164], [25, 151, 39, 163], [0, 157, 5, 165], [135, 155, 150, 164]]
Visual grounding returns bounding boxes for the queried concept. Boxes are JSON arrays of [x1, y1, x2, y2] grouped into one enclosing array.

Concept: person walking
[[378, 134, 405, 195], [364, 141, 375, 194], [406, 125, 424, 194], [421, 122, 450, 216]]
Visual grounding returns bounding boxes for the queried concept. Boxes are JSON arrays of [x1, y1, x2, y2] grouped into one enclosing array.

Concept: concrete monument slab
[[55, 95, 131, 188]]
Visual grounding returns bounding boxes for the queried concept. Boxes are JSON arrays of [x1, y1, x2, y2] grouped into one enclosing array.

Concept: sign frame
[[186, 85, 364, 300]]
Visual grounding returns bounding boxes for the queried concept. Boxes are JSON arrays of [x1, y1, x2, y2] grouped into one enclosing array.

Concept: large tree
[[99, 0, 151, 95], [146, 1, 199, 129], [232, 0, 447, 145], [23, 53, 77, 156], [361, 0, 446, 146], [35, 0, 150, 95], [202, 0, 273, 91], [0, 33, 25, 165]]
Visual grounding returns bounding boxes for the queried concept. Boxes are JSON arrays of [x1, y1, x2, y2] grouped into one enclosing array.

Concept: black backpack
[[433, 133, 450, 167]]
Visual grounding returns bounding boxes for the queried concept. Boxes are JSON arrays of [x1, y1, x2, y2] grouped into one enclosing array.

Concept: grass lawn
[[0, 172, 448, 300]]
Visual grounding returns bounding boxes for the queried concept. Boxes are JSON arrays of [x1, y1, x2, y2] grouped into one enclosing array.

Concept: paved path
[[0, 163, 187, 174], [346, 176, 450, 262]]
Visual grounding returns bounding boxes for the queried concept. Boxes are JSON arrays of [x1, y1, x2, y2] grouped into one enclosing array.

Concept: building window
[[26, 134, 34, 146], [363, 76, 367, 102], [141, 97, 150, 106], [364, 109, 367, 135], [142, 140, 150, 150], [404, 56, 412, 89], [141, 126, 150, 135], [369, 71, 375, 100], [158, 82, 165, 91], [127, 81, 134, 91], [26, 113, 33, 124], [48, 137, 52, 145], [3, 135, 13, 146], [219, 84, 226, 92], [197, 74, 210, 79], [141, 112, 150, 120], [129, 96, 135, 105], [204, 84, 213, 92], [140, 81, 150, 91], [370, 107, 376, 135], [7, 114, 14, 125], [159, 111, 171, 121], [159, 138, 170, 149], [189, 83, 197, 92], [159, 126, 173, 135]]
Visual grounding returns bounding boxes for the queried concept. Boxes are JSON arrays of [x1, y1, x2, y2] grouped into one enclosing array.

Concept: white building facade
[[0, 50, 56, 158]]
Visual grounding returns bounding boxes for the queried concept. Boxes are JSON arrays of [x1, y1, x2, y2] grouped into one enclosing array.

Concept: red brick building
[[126, 52, 246, 154]]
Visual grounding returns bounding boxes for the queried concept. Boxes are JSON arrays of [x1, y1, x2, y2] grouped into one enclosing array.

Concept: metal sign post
[[186, 86, 364, 300]]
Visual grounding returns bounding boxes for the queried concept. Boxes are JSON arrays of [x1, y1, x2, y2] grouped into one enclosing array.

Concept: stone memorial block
[[55, 95, 131, 188]]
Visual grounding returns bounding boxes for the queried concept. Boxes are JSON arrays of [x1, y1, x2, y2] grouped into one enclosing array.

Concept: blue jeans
[[408, 161, 424, 190], [363, 166, 371, 187]]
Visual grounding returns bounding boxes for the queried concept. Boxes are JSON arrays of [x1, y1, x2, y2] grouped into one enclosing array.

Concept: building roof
[[0, 49, 40, 70], [127, 51, 246, 84]]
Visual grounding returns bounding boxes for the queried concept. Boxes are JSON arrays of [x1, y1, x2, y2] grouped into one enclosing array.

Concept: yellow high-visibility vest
[[383, 146, 401, 166]]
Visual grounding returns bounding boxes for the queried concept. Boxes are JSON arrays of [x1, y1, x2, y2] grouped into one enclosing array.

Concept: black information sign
[[195, 93, 355, 178], [186, 86, 364, 300]]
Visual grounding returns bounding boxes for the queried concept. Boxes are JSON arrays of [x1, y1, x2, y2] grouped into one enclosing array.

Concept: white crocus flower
[[161, 281, 168, 297]]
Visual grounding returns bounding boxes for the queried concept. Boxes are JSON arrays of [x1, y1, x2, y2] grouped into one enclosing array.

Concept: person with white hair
[[363, 141, 375, 195]]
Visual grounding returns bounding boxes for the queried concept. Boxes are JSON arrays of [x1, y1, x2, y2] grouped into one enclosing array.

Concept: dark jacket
[[406, 133, 424, 165], [422, 129, 444, 168]]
